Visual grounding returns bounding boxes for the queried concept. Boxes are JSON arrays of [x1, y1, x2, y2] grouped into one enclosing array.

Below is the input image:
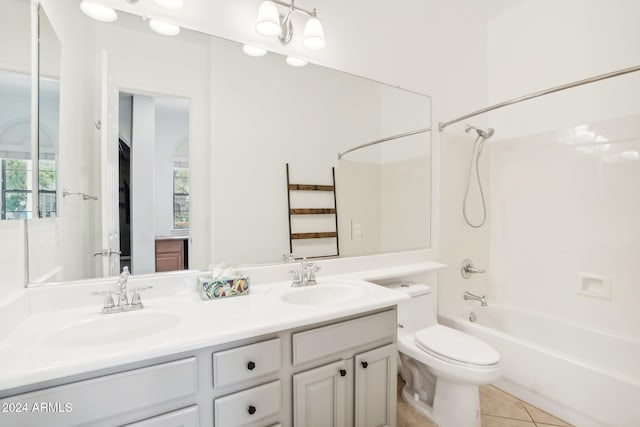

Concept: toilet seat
[[414, 325, 500, 368]]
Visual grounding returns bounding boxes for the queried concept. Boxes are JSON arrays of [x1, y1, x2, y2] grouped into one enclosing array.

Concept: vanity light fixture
[[153, 0, 184, 10], [80, 1, 118, 22], [242, 45, 268, 57], [149, 19, 181, 36], [255, 0, 325, 49], [286, 56, 308, 67]]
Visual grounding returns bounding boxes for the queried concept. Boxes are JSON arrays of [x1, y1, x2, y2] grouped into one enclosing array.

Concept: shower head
[[465, 124, 495, 140]]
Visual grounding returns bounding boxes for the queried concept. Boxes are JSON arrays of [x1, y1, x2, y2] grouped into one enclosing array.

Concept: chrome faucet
[[92, 266, 152, 314], [461, 259, 486, 279], [464, 291, 487, 306], [116, 266, 130, 309], [289, 258, 321, 287]]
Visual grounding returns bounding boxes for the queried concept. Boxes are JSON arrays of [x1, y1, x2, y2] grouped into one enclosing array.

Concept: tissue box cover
[[200, 275, 250, 300]]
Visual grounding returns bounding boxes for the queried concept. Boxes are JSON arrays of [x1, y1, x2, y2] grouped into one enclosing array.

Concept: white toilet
[[389, 282, 501, 427]]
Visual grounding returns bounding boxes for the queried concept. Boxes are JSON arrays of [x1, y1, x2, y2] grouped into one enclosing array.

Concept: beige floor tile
[[480, 385, 532, 421], [481, 415, 536, 427], [523, 402, 573, 426], [397, 377, 572, 427], [397, 399, 439, 427]]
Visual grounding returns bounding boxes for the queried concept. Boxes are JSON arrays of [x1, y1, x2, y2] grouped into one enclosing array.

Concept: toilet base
[[401, 379, 481, 427]]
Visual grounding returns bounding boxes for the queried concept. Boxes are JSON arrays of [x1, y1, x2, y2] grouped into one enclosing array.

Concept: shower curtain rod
[[439, 64, 640, 131], [337, 64, 640, 159], [337, 127, 431, 160]]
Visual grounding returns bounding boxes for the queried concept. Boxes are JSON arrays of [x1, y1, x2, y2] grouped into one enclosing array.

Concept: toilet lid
[[414, 325, 500, 366]]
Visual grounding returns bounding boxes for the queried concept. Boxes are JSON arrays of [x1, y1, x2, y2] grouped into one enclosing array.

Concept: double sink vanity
[[0, 261, 442, 427]]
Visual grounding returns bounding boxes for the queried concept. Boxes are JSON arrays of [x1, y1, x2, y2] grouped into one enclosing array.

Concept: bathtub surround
[[433, 2, 640, 426], [441, 304, 640, 427]]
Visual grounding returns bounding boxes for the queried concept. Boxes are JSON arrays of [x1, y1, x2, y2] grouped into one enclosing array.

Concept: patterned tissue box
[[199, 275, 250, 300]]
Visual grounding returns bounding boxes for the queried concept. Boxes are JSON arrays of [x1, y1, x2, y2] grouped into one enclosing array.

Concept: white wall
[[131, 95, 156, 274], [335, 160, 381, 256], [485, 0, 640, 337], [380, 156, 430, 252], [437, 132, 491, 318]]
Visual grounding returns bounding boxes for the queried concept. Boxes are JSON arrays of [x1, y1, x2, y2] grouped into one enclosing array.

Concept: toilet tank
[[386, 282, 437, 332]]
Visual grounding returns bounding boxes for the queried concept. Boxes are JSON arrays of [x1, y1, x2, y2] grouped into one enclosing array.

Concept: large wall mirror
[[17, 0, 431, 285]]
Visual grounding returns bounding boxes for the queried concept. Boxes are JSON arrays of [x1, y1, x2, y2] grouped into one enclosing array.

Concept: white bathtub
[[440, 304, 640, 427]]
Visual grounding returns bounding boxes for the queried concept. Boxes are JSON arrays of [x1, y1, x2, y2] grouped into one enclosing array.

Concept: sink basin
[[278, 282, 368, 305], [45, 312, 181, 348]]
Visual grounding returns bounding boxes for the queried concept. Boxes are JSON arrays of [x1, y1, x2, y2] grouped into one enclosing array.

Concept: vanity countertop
[[0, 262, 444, 390], [0, 273, 419, 392]]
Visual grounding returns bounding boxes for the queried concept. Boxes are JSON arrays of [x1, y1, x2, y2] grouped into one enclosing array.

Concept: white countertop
[[0, 261, 445, 393]]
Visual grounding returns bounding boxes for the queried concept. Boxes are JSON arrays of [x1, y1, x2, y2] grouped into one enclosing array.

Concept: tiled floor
[[397, 376, 573, 427]]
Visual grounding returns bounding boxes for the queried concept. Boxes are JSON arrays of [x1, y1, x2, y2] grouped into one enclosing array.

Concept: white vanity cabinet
[[292, 311, 398, 427], [0, 307, 397, 427]]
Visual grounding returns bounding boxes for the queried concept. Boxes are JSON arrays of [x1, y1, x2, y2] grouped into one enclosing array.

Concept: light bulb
[[242, 45, 268, 57], [80, 1, 118, 23], [255, 1, 282, 37], [149, 20, 181, 36], [286, 57, 308, 67], [303, 17, 325, 50]]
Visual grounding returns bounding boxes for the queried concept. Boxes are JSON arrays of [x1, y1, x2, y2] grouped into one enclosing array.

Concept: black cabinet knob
[[247, 361, 256, 370], [248, 405, 256, 415], [361, 361, 368, 369], [339, 369, 347, 377]]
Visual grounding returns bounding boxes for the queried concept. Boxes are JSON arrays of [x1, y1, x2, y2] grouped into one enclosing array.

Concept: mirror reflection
[[24, 0, 431, 285], [0, 0, 33, 220], [118, 92, 190, 275]]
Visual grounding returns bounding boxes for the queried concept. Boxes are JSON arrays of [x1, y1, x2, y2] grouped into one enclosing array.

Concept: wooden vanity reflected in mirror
[[155, 237, 188, 272]]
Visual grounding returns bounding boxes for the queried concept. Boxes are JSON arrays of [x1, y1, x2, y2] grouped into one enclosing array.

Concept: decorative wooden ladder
[[286, 163, 339, 259]]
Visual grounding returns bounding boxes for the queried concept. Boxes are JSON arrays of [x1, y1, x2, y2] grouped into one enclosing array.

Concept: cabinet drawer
[[213, 338, 281, 388], [214, 381, 281, 427], [0, 358, 197, 427], [124, 405, 199, 427], [292, 310, 396, 365], [155, 239, 184, 253]]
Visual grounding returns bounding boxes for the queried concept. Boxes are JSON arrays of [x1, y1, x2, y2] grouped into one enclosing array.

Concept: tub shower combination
[[441, 305, 640, 427]]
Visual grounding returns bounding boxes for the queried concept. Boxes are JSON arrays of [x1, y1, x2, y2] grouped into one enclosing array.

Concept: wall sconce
[[255, 0, 325, 50]]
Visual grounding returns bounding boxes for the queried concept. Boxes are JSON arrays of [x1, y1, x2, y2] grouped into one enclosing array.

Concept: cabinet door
[[293, 359, 353, 427], [355, 344, 397, 427]]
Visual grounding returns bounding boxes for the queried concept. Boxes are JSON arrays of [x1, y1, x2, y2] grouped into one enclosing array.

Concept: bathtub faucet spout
[[464, 291, 487, 306]]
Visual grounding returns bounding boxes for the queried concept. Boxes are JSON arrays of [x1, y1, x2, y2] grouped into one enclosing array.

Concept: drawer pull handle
[[361, 361, 368, 369], [247, 361, 256, 370], [339, 369, 347, 377], [248, 405, 257, 415]]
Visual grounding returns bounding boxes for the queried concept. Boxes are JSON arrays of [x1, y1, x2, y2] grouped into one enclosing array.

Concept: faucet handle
[[306, 262, 320, 285], [289, 270, 302, 286], [129, 286, 152, 306], [91, 290, 115, 310], [461, 259, 486, 279]]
